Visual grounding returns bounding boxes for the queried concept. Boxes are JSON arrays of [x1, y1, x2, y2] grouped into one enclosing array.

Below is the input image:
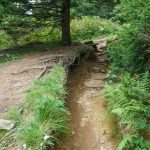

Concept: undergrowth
[[71, 16, 119, 41], [0, 55, 21, 66], [16, 66, 69, 149], [105, 1, 150, 148], [105, 73, 150, 150], [0, 66, 69, 150]]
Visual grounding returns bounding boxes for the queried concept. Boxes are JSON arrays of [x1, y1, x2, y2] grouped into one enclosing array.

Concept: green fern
[[117, 134, 135, 150], [105, 73, 150, 149]]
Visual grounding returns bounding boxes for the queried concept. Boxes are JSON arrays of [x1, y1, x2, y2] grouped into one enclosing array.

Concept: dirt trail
[[57, 57, 115, 150], [0, 43, 116, 149], [0, 44, 87, 115]]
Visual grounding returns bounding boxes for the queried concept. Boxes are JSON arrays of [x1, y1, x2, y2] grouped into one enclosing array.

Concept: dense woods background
[[0, 0, 150, 149]]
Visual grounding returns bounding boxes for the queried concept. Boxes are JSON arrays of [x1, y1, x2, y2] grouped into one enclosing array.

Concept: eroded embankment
[[57, 55, 116, 150]]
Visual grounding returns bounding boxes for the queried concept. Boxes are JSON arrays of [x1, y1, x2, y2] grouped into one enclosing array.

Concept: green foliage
[[71, 16, 118, 41], [0, 54, 21, 65], [0, 31, 14, 50], [107, 23, 150, 73], [17, 119, 54, 149], [0, 16, 118, 51], [71, 0, 118, 18], [105, 73, 150, 149], [16, 66, 69, 149], [107, 0, 150, 73], [17, 27, 61, 46]]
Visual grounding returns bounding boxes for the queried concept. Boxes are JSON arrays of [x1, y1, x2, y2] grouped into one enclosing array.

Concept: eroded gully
[[57, 55, 117, 150]]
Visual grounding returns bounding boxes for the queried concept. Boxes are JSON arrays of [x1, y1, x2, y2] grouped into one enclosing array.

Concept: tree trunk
[[62, 0, 71, 44]]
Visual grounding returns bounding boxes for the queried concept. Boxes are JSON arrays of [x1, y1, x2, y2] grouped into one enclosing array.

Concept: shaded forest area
[[0, 0, 150, 150]]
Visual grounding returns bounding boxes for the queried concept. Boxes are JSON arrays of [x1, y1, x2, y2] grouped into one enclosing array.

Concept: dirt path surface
[[57, 57, 115, 150], [0, 44, 88, 115]]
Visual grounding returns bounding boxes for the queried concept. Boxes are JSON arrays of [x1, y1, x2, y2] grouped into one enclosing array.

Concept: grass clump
[[105, 73, 150, 149], [16, 66, 70, 149]]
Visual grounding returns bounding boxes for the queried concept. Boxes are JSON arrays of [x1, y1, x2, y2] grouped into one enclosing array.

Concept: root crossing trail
[[57, 58, 115, 150]]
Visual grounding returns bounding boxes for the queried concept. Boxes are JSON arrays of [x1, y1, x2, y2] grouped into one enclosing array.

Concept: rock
[[91, 73, 105, 80], [93, 67, 101, 72], [100, 69, 107, 73], [4, 109, 8, 112], [0, 119, 15, 130], [94, 39, 107, 46], [100, 140, 105, 144], [72, 131, 75, 135], [95, 52, 105, 56], [84, 80, 104, 88], [97, 58, 106, 63], [96, 48, 104, 53], [74, 143, 80, 147]]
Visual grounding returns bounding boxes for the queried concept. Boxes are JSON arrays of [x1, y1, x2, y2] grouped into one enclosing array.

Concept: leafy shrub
[[17, 66, 69, 149], [18, 27, 61, 46], [0, 30, 14, 50], [105, 73, 150, 149], [106, 23, 150, 74], [107, 0, 150, 74], [71, 16, 119, 41]]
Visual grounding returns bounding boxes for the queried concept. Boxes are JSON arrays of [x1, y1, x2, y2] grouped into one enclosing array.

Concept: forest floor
[[0, 43, 117, 149]]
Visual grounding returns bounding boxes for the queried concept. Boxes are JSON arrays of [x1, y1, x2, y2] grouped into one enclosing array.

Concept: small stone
[[91, 73, 105, 80], [0, 119, 15, 130], [91, 90, 95, 94], [94, 40, 107, 49], [4, 109, 8, 112], [74, 143, 80, 147], [95, 52, 105, 56], [96, 48, 104, 53], [100, 140, 105, 144], [93, 67, 101, 72], [85, 108, 92, 112], [97, 58, 106, 63], [23, 144, 27, 149], [84, 80, 104, 88], [72, 131, 75, 135], [100, 69, 107, 73]]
